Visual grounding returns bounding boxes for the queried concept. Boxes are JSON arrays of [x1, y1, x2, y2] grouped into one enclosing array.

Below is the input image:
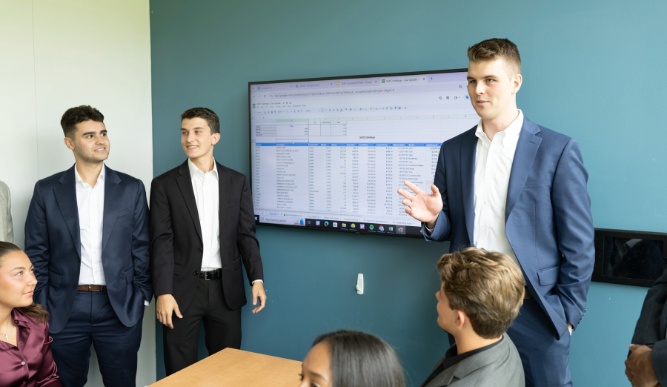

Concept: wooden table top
[[150, 348, 302, 387]]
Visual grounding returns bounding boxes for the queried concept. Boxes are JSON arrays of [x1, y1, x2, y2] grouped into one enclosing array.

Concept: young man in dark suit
[[421, 247, 525, 387], [25, 105, 152, 387], [151, 107, 266, 375]]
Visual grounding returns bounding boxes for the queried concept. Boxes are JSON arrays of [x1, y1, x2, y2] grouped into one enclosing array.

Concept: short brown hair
[[467, 38, 521, 76], [181, 107, 220, 134], [437, 247, 524, 339], [61, 105, 105, 138]]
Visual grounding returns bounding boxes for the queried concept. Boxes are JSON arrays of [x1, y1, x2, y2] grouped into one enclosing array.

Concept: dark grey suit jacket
[[631, 269, 667, 384], [421, 333, 525, 387]]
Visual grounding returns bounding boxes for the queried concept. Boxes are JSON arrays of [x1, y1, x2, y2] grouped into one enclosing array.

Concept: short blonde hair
[[467, 38, 521, 76], [437, 247, 525, 338]]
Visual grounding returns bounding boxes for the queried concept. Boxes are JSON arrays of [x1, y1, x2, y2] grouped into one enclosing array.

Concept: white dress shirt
[[188, 159, 262, 284], [472, 110, 524, 265], [75, 165, 106, 285], [188, 159, 222, 270]]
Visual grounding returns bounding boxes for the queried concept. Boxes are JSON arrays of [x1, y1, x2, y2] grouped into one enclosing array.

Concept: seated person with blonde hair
[[421, 247, 525, 387]]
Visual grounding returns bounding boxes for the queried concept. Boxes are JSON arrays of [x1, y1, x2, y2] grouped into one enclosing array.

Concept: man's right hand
[[397, 181, 443, 228], [156, 294, 182, 329]]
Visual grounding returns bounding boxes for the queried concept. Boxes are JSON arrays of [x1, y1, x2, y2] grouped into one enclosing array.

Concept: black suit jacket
[[631, 269, 667, 385], [150, 160, 263, 311]]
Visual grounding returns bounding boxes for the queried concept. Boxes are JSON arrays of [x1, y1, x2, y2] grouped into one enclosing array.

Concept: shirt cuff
[[252, 280, 263, 284], [421, 222, 433, 236], [144, 300, 150, 306]]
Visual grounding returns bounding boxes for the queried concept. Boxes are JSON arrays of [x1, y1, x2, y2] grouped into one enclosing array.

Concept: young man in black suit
[[150, 107, 266, 375]]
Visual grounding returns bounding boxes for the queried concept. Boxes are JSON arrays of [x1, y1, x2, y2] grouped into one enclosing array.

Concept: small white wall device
[[356, 273, 364, 295]]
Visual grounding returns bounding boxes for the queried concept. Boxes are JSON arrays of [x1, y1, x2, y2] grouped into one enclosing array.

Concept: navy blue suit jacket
[[25, 165, 152, 334], [426, 117, 594, 339]]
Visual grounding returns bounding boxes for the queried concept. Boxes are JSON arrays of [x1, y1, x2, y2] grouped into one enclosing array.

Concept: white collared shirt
[[188, 159, 262, 284], [75, 164, 106, 285], [188, 159, 222, 270], [472, 110, 524, 265]]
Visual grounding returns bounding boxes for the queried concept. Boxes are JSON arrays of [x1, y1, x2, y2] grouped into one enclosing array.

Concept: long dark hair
[[0, 242, 50, 323], [313, 330, 406, 387]]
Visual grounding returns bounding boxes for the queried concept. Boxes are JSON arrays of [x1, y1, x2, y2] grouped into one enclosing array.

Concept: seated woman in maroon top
[[0, 242, 61, 387]]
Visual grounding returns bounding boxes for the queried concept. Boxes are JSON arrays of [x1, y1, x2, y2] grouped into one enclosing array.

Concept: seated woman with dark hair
[[0, 242, 61, 387], [299, 330, 405, 387]]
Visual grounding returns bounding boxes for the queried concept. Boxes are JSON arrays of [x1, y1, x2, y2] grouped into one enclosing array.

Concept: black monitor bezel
[[592, 228, 667, 287], [247, 68, 468, 238]]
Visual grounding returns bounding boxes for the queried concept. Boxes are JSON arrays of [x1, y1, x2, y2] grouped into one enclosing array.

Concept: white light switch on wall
[[356, 273, 364, 295]]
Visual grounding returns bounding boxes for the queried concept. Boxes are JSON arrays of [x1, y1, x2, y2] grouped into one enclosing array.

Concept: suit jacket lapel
[[217, 162, 231, 232], [54, 165, 81, 259], [423, 357, 455, 387], [506, 117, 542, 222], [461, 129, 477, 244], [102, 166, 123, 251], [176, 161, 203, 242]]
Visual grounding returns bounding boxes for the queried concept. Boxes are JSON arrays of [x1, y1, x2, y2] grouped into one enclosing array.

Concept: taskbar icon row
[[304, 218, 421, 236]]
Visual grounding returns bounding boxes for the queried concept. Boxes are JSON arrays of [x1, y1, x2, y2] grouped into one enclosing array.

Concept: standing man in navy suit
[[399, 39, 594, 387], [25, 105, 152, 387]]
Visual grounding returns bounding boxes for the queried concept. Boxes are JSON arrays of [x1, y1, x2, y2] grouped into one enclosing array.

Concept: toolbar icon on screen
[[360, 224, 365, 230], [324, 221, 329, 227], [333, 222, 338, 228]]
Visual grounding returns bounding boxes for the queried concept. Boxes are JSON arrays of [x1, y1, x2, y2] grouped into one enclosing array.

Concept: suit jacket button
[[198, 247, 203, 252], [194, 271, 200, 276]]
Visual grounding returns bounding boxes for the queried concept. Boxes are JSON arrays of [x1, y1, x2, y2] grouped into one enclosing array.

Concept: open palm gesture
[[397, 181, 443, 225]]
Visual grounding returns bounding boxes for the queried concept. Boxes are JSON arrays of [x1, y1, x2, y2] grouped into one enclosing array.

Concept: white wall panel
[[0, 0, 39, 248], [0, 1, 155, 385]]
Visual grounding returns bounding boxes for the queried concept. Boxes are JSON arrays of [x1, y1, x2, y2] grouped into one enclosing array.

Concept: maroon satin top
[[0, 309, 61, 387]]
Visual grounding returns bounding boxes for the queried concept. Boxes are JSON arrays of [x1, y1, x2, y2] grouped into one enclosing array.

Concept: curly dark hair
[[60, 105, 105, 138]]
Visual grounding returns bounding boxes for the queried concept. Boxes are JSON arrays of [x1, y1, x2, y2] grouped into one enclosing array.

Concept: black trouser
[[163, 277, 242, 375]]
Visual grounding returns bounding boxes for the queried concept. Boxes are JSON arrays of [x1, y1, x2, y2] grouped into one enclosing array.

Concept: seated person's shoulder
[[14, 307, 50, 332], [479, 334, 524, 386], [452, 335, 525, 387]]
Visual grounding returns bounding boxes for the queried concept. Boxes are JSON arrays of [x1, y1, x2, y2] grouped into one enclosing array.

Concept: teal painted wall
[[150, 1, 667, 385]]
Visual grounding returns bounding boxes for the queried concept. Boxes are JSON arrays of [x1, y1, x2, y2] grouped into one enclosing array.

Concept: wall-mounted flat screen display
[[593, 229, 667, 287], [248, 69, 478, 237]]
